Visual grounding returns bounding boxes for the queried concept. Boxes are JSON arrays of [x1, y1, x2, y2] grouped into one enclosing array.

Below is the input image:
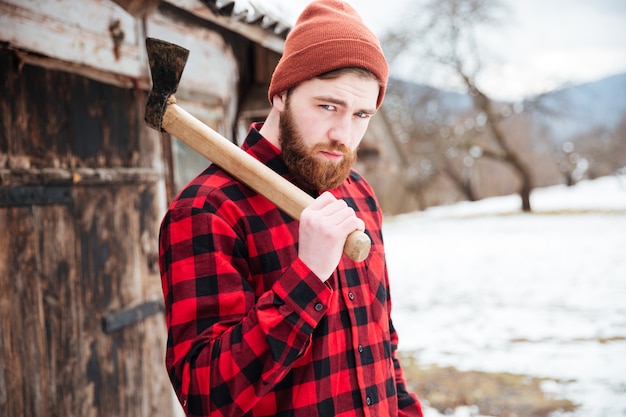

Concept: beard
[[278, 102, 357, 191]]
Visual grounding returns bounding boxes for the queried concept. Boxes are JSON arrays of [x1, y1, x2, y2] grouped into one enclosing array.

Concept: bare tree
[[383, 0, 535, 211], [527, 90, 626, 184], [381, 81, 478, 209]]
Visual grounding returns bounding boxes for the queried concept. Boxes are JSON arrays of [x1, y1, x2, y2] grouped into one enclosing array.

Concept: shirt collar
[[242, 123, 290, 177]]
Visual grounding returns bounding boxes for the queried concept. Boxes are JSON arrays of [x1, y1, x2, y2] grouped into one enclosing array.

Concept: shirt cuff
[[272, 257, 333, 328]]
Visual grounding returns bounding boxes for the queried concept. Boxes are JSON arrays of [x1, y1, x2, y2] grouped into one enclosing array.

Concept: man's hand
[[298, 192, 365, 281]]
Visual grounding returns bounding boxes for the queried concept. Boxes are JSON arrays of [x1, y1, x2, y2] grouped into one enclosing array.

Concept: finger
[[335, 210, 365, 233], [321, 202, 355, 224], [307, 191, 338, 211]]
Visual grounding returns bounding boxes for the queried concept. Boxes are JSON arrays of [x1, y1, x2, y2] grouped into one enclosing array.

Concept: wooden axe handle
[[161, 99, 371, 262]]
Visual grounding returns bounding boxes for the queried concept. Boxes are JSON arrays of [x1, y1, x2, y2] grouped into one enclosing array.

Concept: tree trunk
[[463, 75, 534, 212]]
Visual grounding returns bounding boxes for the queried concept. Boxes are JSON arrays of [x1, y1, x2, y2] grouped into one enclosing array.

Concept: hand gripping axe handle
[[144, 38, 371, 262]]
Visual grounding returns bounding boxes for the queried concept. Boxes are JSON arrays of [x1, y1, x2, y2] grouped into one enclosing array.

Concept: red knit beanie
[[268, 0, 389, 109]]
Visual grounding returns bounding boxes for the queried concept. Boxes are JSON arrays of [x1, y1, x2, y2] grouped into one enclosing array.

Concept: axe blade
[[145, 38, 190, 131]]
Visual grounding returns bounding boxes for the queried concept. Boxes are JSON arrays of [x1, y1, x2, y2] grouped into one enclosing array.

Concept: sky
[[276, 0, 626, 100], [384, 175, 626, 416]]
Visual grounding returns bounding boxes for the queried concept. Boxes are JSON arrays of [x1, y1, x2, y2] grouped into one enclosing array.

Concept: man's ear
[[272, 92, 287, 112]]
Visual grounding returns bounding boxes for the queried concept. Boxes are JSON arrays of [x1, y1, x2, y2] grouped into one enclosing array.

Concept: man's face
[[277, 72, 380, 191]]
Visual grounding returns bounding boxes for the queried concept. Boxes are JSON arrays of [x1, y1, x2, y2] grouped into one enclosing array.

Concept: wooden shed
[[0, 0, 287, 415]]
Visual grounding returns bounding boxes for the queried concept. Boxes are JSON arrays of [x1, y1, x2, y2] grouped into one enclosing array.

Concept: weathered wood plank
[[0, 0, 145, 80], [72, 183, 168, 416], [0, 205, 79, 416], [0, 183, 171, 417], [1, 46, 146, 170], [0, 167, 161, 188]]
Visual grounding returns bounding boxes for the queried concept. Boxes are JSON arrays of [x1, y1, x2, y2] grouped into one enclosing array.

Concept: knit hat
[[268, 0, 389, 109]]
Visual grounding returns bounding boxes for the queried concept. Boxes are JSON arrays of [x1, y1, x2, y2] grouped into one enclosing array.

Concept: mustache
[[310, 142, 352, 155]]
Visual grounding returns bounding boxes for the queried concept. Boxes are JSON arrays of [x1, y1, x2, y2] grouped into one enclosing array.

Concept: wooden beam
[[0, 167, 161, 187], [110, 0, 159, 18], [0, 0, 148, 85], [164, 0, 286, 53]]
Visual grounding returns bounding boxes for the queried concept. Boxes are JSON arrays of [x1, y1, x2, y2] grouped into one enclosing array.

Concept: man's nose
[[328, 115, 351, 145]]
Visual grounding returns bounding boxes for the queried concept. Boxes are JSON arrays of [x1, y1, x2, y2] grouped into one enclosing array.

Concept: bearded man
[[158, 1, 424, 416]]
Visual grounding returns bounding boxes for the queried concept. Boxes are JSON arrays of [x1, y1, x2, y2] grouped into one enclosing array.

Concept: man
[[158, 1, 424, 416]]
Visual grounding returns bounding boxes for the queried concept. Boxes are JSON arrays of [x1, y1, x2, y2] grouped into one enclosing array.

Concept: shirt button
[[358, 344, 363, 353], [366, 396, 372, 406], [348, 292, 355, 300], [314, 303, 323, 311]]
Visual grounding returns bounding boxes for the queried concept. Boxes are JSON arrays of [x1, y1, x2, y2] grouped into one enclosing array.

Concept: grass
[[399, 353, 579, 417]]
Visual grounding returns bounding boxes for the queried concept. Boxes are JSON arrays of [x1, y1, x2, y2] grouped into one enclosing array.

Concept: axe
[[144, 38, 371, 262]]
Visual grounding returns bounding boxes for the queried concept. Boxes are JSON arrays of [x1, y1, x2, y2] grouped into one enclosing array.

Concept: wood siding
[[0, 46, 173, 417]]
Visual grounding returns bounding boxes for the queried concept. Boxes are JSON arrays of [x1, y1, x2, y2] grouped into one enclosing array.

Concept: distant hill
[[386, 72, 626, 143], [528, 73, 626, 143], [385, 78, 472, 124]]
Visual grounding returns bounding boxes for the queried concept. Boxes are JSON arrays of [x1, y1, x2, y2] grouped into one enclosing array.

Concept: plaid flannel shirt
[[159, 125, 423, 417]]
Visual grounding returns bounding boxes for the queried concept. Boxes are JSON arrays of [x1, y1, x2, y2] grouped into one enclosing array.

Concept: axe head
[[145, 38, 190, 131]]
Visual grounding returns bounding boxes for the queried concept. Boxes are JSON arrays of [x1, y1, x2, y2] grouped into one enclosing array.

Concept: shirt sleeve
[[390, 318, 424, 417], [384, 265, 424, 417], [159, 205, 333, 416]]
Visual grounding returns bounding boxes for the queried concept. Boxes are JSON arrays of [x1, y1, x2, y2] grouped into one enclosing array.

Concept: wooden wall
[[0, 45, 173, 417]]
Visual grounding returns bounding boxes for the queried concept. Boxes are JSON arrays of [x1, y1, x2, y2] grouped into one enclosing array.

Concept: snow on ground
[[384, 175, 626, 417]]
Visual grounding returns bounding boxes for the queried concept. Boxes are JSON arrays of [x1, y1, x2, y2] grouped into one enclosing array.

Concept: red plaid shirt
[[159, 125, 423, 416]]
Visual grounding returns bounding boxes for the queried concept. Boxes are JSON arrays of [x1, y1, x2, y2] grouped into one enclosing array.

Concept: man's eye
[[355, 112, 370, 119], [320, 104, 336, 111]]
